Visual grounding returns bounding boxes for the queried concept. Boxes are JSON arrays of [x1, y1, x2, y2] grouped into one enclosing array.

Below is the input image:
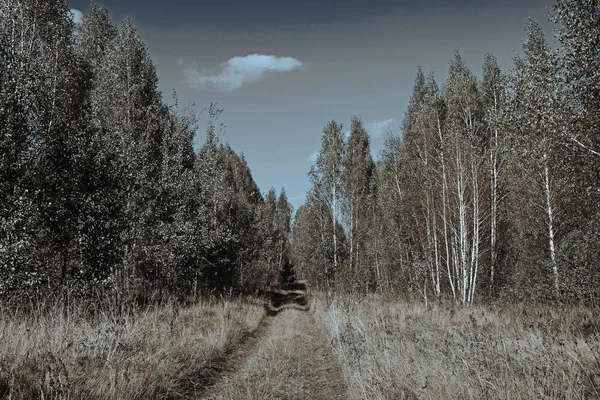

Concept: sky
[[67, 0, 557, 212]]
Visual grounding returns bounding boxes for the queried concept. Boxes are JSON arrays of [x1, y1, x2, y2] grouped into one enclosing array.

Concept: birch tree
[[442, 52, 485, 305], [308, 120, 345, 288], [480, 54, 508, 296], [341, 116, 375, 291], [509, 20, 565, 298]]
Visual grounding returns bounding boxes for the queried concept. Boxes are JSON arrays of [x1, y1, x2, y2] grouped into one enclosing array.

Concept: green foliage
[[0, 0, 282, 301]]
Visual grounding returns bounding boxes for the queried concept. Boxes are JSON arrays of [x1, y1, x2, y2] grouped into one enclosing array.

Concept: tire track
[[199, 307, 349, 400], [169, 311, 276, 399]]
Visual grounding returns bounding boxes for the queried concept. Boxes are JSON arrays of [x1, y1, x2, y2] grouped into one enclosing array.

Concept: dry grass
[[203, 307, 347, 400], [316, 294, 600, 400], [0, 296, 264, 399]]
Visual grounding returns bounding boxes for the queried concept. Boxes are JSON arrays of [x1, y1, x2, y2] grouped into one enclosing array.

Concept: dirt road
[[197, 306, 348, 400]]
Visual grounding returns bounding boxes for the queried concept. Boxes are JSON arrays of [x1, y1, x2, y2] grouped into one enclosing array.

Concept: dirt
[[167, 313, 274, 399], [196, 307, 348, 400]]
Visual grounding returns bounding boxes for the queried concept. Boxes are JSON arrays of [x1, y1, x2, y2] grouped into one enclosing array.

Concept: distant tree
[[275, 188, 293, 269], [292, 196, 333, 289]]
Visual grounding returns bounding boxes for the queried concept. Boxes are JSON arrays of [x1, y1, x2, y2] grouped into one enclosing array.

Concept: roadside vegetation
[[1, 0, 600, 398], [0, 296, 264, 399], [317, 294, 600, 400]]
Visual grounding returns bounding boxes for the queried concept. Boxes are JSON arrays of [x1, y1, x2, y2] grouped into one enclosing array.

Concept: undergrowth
[[0, 295, 264, 399], [317, 293, 600, 399]]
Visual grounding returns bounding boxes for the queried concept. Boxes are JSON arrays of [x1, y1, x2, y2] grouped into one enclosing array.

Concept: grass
[[0, 295, 264, 399], [316, 293, 600, 400], [202, 305, 347, 400], [4, 291, 599, 399]]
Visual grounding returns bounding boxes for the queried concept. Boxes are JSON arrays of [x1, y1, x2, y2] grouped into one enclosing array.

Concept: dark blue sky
[[68, 0, 556, 211]]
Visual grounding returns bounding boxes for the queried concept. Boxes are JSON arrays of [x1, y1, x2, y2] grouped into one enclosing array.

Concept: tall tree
[[552, 0, 600, 158], [480, 54, 509, 296], [508, 19, 566, 298], [275, 188, 293, 269], [308, 120, 345, 288], [341, 116, 375, 291], [91, 17, 164, 295], [442, 52, 485, 305], [551, 0, 600, 300]]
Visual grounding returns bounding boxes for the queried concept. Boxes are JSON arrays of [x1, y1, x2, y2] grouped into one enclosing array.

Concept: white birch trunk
[[437, 113, 456, 300], [332, 166, 338, 282], [456, 147, 469, 305], [543, 152, 559, 296], [468, 160, 480, 305], [490, 137, 498, 296]]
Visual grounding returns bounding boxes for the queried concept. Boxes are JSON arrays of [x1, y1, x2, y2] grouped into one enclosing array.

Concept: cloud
[[306, 150, 319, 163], [365, 118, 397, 138], [183, 54, 303, 91], [69, 8, 84, 25]]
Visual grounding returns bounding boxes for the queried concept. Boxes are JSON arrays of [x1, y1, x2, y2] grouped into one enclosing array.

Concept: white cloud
[[365, 118, 397, 138], [176, 58, 184, 66], [183, 54, 303, 91], [69, 8, 84, 25]]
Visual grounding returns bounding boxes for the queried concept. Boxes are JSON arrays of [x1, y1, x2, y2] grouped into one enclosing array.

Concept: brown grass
[[202, 306, 347, 400], [0, 296, 264, 399], [316, 293, 600, 400]]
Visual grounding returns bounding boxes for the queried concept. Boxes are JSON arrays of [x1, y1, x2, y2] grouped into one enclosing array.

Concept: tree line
[[292, 1, 600, 304], [0, 1, 293, 303]]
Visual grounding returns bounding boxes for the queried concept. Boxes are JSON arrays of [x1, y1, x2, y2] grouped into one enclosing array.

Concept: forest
[[2, 0, 598, 307], [295, 15, 600, 304], [1, 1, 600, 398], [0, 1, 295, 305]]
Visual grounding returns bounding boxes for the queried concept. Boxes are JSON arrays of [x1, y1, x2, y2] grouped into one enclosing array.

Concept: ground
[[198, 305, 348, 400], [2, 294, 598, 399]]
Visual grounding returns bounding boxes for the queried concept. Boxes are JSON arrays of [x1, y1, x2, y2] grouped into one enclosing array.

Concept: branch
[[569, 136, 600, 158]]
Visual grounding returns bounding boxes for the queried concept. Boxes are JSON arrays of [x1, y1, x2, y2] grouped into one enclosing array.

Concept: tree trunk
[[543, 152, 559, 297], [438, 113, 455, 301], [490, 137, 498, 296], [332, 170, 338, 287]]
